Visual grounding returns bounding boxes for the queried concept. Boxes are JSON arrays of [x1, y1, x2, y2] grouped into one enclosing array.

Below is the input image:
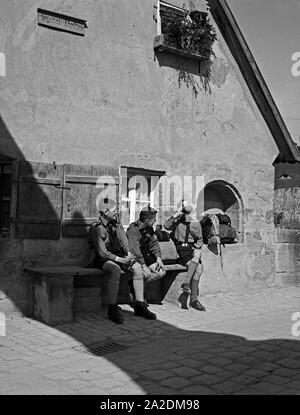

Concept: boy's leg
[[183, 248, 202, 287], [130, 262, 157, 320], [102, 261, 124, 323], [190, 263, 206, 311], [131, 262, 145, 302]]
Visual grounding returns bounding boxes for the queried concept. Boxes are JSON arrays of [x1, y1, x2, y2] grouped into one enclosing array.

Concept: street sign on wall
[[37, 8, 87, 36]]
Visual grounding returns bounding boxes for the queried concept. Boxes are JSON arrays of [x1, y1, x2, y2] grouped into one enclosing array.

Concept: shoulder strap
[[184, 223, 191, 243], [185, 222, 199, 242]]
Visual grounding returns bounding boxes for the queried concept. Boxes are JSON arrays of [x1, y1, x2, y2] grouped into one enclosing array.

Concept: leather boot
[[178, 283, 190, 309], [133, 300, 157, 320], [190, 300, 206, 311], [108, 304, 124, 324], [190, 279, 206, 311]]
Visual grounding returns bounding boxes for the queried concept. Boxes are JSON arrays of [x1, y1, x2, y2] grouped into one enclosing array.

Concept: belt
[[178, 242, 194, 247]]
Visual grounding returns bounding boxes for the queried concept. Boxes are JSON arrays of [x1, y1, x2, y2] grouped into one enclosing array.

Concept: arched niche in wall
[[197, 180, 244, 243]]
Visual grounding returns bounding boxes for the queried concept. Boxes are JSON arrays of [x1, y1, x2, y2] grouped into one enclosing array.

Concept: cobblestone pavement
[[0, 286, 300, 395]]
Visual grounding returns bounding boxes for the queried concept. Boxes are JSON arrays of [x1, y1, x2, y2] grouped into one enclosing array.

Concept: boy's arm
[[126, 225, 145, 265], [90, 226, 118, 262]]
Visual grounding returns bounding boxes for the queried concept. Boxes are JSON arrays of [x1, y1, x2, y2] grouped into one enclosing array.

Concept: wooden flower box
[[154, 34, 205, 61]]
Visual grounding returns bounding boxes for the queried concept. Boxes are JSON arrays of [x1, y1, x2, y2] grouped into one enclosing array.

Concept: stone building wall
[[0, 0, 280, 315], [274, 162, 300, 285]]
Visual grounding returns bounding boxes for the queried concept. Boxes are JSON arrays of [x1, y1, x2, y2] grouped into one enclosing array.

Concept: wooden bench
[[24, 264, 187, 325]]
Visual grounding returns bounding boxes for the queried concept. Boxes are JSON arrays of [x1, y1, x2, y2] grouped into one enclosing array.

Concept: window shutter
[[62, 164, 119, 237], [15, 161, 63, 239]]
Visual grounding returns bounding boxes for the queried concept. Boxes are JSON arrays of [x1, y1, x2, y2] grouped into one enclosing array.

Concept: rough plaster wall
[[274, 163, 300, 285], [0, 0, 279, 314]]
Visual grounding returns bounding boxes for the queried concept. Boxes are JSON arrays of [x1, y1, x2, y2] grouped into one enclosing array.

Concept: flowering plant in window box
[[154, 10, 216, 62]]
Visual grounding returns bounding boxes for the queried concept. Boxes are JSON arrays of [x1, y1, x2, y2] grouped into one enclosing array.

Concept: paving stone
[[221, 351, 243, 359], [111, 371, 138, 382], [261, 375, 290, 385], [278, 389, 300, 395], [250, 351, 279, 362], [256, 362, 281, 372], [182, 385, 216, 395], [213, 381, 245, 394], [245, 368, 267, 378], [233, 388, 266, 395], [277, 359, 300, 370], [232, 374, 258, 387], [252, 382, 284, 394], [236, 346, 257, 354], [77, 370, 109, 381], [236, 356, 258, 367], [273, 367, 299, 378], [67, 379, 94, 389], [222, 363, 248, 374], [76, 387, 107, 395], [190, 374, 224, 386], [283, 380, 300, 390], [99, 378, 126, 390], [44, 371, 77, 381], [153, 361, 182, 370], [143, 386, 177, 395], [177, 358, 204, 369], [160, 376, 192, 390], [170, 366, 201, 378], [201, 365, 224, 375], [208, 357, 233, 367]]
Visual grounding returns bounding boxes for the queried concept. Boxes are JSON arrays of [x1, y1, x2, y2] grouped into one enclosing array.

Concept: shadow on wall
[[154, 50, 212, 96], [0, 114, 62, 316]]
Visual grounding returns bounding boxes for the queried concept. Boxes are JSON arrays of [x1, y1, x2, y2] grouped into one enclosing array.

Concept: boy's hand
[[174, 208, 184, 219], [117, 256, 131, 265], [142, 264, 152, 278], [155, 257, 165, 271]]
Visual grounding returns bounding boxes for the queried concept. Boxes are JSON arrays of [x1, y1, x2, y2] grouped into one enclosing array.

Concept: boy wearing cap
[[126, 206, 166, 320], [164, 201, 206, 311]]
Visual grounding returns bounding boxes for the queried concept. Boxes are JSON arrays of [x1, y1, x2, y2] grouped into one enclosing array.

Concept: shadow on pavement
[[54, 306, 300, 395]]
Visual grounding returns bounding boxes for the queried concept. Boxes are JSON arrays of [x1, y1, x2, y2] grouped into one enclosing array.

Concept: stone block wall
[[274, 162, 300, 285]]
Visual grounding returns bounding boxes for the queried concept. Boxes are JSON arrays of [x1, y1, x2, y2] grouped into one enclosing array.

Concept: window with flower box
[[154, 0, 216, 62]]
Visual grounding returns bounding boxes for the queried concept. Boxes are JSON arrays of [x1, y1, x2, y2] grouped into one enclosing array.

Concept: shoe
[[108, 304, 124, 324], [128, 291, 149, 308], [133, 301, 157, 320], [190, 300, 206, 311], [178, 291, 189, 309]]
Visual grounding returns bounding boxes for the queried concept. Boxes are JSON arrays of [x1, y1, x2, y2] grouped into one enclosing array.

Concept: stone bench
[[24, 264, 187, 325]]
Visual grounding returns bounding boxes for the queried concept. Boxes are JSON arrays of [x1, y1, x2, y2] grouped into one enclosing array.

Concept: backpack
[[201, 214, 237, 246], [216, 213, 231, 225], [155, 229, 171, 242], [201, 215, 219, 245]]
